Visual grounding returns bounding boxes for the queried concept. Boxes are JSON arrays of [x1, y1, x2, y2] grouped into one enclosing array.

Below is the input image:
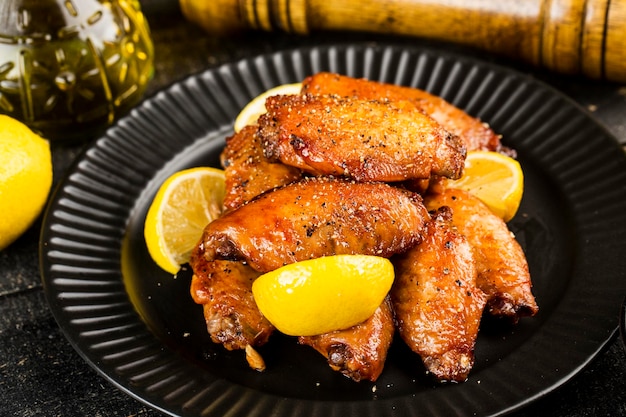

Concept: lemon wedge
[[234, 83, 302, 132], [252, 254, 394, 336], [0, 115, 52, 250], [144, 167, 225, 274], [445, 151, 524, 222]]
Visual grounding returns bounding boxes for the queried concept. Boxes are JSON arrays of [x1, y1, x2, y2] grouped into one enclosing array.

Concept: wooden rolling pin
[[150, 0, 626, 83]]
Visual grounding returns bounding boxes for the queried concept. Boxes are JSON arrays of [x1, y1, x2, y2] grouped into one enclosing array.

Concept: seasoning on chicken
[[193, 176, 430, 273], [298, 296, 395, 382], [220, 125, 302, 211], [301, 72, 508, 155], [425, 188, 538, 320], [391, 207, 486, 382], [189, 257, 274, 353], [258, 94, 466, 182]]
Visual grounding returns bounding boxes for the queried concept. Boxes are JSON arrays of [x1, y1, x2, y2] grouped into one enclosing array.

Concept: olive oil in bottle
[[0, 0, 154, 141]]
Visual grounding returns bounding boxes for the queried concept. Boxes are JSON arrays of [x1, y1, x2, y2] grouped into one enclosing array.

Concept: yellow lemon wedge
[[0, 115, 52, 251], [144, 167, 225, 274], [234, 82, 302, 133], [446, 151, 524, 222], [252, 254, 394, 336]]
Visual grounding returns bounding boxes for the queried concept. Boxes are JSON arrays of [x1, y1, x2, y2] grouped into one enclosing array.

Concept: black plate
[[40, 44, 626, 417]]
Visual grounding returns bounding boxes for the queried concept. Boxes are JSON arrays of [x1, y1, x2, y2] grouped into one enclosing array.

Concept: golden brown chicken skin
[[193, 176, 430, 273], [301, 72, 507, 155], [190, 257, 274, 351], [391, 207, 486, 382], [425, 189, 538, 320], [220, 125, 302, 211], [258, 94, 466, 182], [299, 296, 395, 382]]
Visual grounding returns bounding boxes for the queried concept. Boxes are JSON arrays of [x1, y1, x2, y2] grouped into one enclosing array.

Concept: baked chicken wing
[[193, 176, 430, 273], [391, 207, 486, 382], [189, 257, 274, 353], [301, 72, 506, 154], [298, 296, 395, 382], [425, 188, 538, 320], [221, 125, 302, 211], [258, 93, 466, 182]]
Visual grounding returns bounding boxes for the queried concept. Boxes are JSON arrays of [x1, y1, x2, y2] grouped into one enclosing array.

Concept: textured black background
[[1, 8, 625, 417]]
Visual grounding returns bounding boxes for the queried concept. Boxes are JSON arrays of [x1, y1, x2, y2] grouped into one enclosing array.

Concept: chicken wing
[[258, 93, 466, 182], [193, 176, 430, 273], [425, 188, 538, 320], [391, 207, 486, 382], [301, 72, 507, 155], [190, 257, 274, 352], [220, 125, 302, 211], [298, 296, 395, 382]]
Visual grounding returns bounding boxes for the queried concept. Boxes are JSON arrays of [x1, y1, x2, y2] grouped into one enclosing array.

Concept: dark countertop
[[1, 10, 626, 417]]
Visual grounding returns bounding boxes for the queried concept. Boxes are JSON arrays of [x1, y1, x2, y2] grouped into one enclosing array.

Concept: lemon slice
[[446, 151, 524, 222], [144, 167, 225, 274], [234, 83, 302, 132], [252, 254, 394, 336]]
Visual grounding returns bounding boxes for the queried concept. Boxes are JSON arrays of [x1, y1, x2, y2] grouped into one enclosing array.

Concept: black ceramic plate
[[40, 44, 626, 417]]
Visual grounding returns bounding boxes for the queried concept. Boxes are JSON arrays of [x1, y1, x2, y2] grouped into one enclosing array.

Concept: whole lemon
[[0, 115, 53, 250]]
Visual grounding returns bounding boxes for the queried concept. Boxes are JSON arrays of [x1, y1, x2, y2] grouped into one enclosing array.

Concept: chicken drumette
[[193, 176, 430, 273], [298, 296, 395, 382], [259, 93, 466, 182], [425, 188, 538, 320], [221, 124, 302, 211], [301, 72, 507, 155], [391, 207, 486, 382]]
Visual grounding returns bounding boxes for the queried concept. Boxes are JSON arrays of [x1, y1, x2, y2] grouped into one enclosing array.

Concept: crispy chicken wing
[[220, 125, 302, 211], [190, 258, 274, 352], [299, 296, 395, 382], [301, 72, 507, 155], [258, 94, 466, 182], [193, 176, 430, 273], [425, 189, 538, 320], [391, 207, 486, 382]]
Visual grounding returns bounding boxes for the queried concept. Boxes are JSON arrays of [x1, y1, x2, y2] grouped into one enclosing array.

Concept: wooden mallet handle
[[178, 0, 626, 83]]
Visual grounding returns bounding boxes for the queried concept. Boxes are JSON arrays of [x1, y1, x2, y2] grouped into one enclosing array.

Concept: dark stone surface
[[1, 11, 625, 417]]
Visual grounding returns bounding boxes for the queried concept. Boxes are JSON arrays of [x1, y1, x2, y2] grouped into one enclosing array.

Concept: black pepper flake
[[290, 135, 305, 150], [455, 279, 462, 287]]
